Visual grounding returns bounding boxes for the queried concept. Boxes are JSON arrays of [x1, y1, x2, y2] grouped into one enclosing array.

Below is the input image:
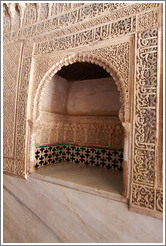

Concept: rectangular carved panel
[[34, 18, 135, 55], [4, 3, 159, 44], [36, 117, 124, 150], [132, 184, 154, 210], [14, 57, 32, 176], [156, 190, 163, 212], [3, 42, 22, 159], [133, 29, 158, 187], [3, 157, 14, 173]]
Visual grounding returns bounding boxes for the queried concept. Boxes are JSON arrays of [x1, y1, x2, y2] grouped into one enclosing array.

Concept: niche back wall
[[38, 75, 123, 149]]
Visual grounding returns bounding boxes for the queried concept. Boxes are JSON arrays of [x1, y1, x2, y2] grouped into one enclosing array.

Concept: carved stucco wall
[[3, 3, 163, 217]]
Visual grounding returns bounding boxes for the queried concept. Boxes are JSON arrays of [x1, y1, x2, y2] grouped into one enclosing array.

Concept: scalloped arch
[[33, 53, 127, 122]]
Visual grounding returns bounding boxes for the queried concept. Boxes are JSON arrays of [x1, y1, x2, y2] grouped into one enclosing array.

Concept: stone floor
[[3, 166, 163, 243], [33, 162, 125, 202]]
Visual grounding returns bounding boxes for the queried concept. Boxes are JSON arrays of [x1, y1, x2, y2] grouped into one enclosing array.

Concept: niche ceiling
[[57, 62, 111, 81]]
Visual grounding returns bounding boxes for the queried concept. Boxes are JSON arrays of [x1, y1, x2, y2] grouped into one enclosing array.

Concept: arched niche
[[33, 54, 127, 122], [28, 53, 131, 200]]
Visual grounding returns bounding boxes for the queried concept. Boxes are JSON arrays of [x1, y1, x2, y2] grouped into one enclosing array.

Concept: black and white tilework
[[35, 144, 123, 171]]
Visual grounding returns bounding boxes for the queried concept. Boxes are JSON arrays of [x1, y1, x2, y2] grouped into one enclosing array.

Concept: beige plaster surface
[[41, 74, 68, 114], [3, 174, 163, 243], [67, 77, 120, 115], [41, 76, 120, 116]]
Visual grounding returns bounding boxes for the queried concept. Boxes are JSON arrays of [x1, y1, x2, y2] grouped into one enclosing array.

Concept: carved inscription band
[[34, 17, 135, 55], [3, 3, 159, 43], [133, 29, 158, 187], [131, 28, 163, 212]]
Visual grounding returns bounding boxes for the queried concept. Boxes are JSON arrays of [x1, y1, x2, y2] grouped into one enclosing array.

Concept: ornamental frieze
[[3, 3, 159, 44], [33, 18, 135, 55], [133, 29, 158, 187]]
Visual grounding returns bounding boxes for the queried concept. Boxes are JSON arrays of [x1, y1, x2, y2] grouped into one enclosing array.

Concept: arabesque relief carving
[[35, 117, 124, 150], [23, 4, 37, 26], [3, 3, 159, 43], [133, 29, 158, 187], [33, 19, 135, 55], [137, 9, 159, 32], [156, 190, 163, 212], [132, 184, 154, 210], [3, 3, 163, 217], [15, 57, 31, 176], [3, 42, 22, 159]]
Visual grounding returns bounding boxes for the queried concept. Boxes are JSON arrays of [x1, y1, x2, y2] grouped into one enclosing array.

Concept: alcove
[[34, 62, 125, 201]]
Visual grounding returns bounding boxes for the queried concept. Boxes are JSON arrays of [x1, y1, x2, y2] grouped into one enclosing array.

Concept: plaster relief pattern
[[33, 18, 135, 55], [132, 184, 154, 210], [15, 57, 31, 175], [51, 4, 159, 41], [89, 42, 130, 123], [3, 14, 11, 33], [34, 42, 129, 123], [14, 159, 25, 177], [3, 42, 22, 158], [3, 158, 14, 173], [3, 3, 159, 44], [39, 3, 49, 21], [133, 29, 158, 187], [23, 4, 37, 26], [137, 9, 159, 32], [156, 190, 163, 212], [36, 118, 124, 150]]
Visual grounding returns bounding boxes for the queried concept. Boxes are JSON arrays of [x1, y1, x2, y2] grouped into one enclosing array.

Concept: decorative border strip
[[130, 28, 161, 213], [156, 190, 163, 212], [35, 144, 123, 171], [133, 29, 158, 187], [34, 17, 135, 55], [14, 57, 32, 176], [3, 158, 14, 173], [3, 3, 159, 43]]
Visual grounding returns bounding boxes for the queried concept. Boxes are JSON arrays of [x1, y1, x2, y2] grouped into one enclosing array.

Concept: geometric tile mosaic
[[35, 144, 123, 171]]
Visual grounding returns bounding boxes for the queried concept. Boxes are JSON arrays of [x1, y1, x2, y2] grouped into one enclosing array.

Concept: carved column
[[27, 120, 37, 174]]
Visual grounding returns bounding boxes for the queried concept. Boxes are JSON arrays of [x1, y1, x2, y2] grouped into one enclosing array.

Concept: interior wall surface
[[39, 75, 123, 149], [41, 76, 121, 115], [3, 3, 163, 218]]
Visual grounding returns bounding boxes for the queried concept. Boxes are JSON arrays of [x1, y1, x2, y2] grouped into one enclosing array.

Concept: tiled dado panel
[[35, 144, 123, 171]]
